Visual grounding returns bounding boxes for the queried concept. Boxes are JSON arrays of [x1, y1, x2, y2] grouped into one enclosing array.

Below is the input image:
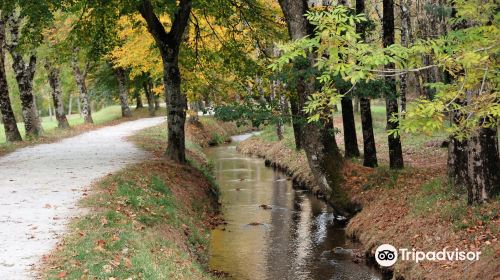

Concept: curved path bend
[[0, 117, 166, 279]]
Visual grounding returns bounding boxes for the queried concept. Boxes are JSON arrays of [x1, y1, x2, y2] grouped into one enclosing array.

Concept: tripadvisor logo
[[374, 244, 481, 267], [375, 244, 398, 267]]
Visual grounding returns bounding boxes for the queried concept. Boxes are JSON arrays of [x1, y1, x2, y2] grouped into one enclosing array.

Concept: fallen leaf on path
[[124, 257, 132, 268]]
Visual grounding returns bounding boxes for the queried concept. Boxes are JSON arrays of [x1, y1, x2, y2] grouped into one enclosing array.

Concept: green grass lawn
[[0, 106, 123, 144]]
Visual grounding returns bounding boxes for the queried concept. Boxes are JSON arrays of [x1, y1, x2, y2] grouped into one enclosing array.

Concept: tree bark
[[68, 95, 73, 115], [6, 16, 43, 137], [353, 96, 359, 113], [114, 67, 132, 118], [71, 52, 93, 124], [448, 137, 469, 194], [48, 104, 53, 121], [383, 0, 404, 169], [399, 0, 412, 116], [271, 80, 285, 141], [45, 62, 70, 129], [466, 125, 500, 203], [136, 91, 144, 109], [143, 80, 155, 116], [341, 95, 360, 158], [77, 98, 81, 116], [0, 17, 22, 142], [277, 92, 286, 141], [360, 97, 378, 167], [138, 0, 191, 163], [289, 96, 303, 150], [279, 0, 352, 216], [356, 0, 377, 167], [154, 94, 160, 110]]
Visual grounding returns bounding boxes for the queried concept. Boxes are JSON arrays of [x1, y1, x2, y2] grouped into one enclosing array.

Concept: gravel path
[[0, 117, 166, 279]]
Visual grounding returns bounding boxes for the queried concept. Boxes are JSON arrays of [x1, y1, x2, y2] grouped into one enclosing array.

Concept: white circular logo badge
[[375, 244, 398, 267]]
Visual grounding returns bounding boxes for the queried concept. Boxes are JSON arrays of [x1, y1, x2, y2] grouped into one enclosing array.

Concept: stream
[[205, 133, 382, 280]]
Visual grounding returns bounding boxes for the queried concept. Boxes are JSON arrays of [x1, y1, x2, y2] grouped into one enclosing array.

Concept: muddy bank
[[237, 135, 499, 279], [187, 117, 254, 148], [237, 137, 373, 213], [237, 137, 317, 191]]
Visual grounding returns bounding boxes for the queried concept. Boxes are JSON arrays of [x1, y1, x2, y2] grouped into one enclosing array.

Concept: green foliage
[[271, 3, 499, 140], [215, 96, 288, 128], [424, 3, 453, 21], [208, 132, 225, 146], [1, 1, 58, 49]]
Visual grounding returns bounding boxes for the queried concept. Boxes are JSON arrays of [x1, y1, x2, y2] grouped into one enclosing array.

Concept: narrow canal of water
[[205, 134, 382, 280]]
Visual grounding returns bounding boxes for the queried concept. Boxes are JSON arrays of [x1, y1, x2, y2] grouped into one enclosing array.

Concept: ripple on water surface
[[205, 140, 382, 280]]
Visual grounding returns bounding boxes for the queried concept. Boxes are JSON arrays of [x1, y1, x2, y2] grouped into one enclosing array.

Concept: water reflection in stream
[[206, 134, 381, 280]]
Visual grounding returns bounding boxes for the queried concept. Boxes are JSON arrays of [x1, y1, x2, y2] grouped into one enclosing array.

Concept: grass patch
[[208, 132, 225, 146], [42, 162, 218, 280], [255, 124, 296, 150], [41, 119, 236, 280], [411, 178, 472, 230], [0, 105, 123, 143]]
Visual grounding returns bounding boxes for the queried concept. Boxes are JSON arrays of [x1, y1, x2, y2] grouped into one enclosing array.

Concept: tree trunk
[[356, 0, 377, 167], [48, 104, 53, 121], [271, 80, 285, 141], [77, 98, 81, 116], [341, 96, 360, 158], [466, 125, 500, 204], [0, 17, 22, 142], [162, 61, 187, 163], [279, 0, 353, 216], [399, 0, 411, 116], [68, 95, 72, 115], [360, 98, 378, 167], [138, 0, 191, 163], [136, 91, 144, 109], [45, 62, 70, 129], [6, 16, 43, 137], [444, 8, 499, 205], [353, 96, 359, 113], [277, 92, 286, 141], [144, 81, 155, 116], [448, 137, 469, 194], [114, 67, 132, 117], [71, 53, 93, 124], [383, 0, 404, 169], [289, 96, 303, 150], [154, 94, 160, 110]]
